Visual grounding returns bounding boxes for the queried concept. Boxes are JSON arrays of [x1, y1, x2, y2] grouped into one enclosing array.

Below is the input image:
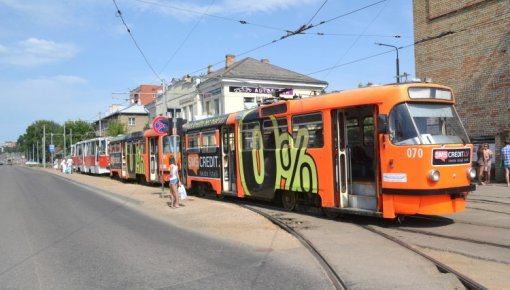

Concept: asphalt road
[[0, 166, 333, 289]]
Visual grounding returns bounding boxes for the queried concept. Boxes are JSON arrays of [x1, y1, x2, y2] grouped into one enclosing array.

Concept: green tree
[[64, 120, 94, 145], [106, 120, 128, 136], [17, 120, 61, 163]]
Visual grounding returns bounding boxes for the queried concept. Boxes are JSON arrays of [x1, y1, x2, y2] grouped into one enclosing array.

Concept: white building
[[148, 54, 328, 123]]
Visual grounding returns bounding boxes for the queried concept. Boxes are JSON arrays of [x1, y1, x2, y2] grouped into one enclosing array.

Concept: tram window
[[242, 122, 260, 150], [262, 117, 287, 149], [347, 118, 361, 146], [202, 131, 217, 153], [292, 113, 323, 148], [389, 103, 419, 145], [187, 133, 200, 153], [363, 117, 374, 145]]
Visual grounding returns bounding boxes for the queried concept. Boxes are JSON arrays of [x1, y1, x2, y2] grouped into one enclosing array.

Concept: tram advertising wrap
[[187, 152, 221, 178]]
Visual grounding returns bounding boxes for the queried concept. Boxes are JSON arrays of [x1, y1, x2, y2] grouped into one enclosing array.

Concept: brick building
[[130, 84, 162, 105], [413, 0, 510, 181]]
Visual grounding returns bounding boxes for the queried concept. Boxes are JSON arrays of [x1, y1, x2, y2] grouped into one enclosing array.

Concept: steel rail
[[361, 225, 488, 290], [239, 204, 348, 290]]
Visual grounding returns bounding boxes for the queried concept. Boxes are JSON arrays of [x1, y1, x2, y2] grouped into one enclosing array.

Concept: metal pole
[[51, 133, 54, 165], [43, 125, 46, 168], [37, 141, 39, 163], [98, 112, 102, 137], [375, 43, 401, 83], [396, 49, 400, 83], [64, 122, 66, 157]]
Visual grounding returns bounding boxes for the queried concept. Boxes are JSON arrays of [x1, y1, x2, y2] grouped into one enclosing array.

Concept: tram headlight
[[428, 170, 440, 182], [467, 167, 477, 180]]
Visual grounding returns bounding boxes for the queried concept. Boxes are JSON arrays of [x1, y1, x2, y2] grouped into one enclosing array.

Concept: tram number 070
[[407, 148, 423, 159]]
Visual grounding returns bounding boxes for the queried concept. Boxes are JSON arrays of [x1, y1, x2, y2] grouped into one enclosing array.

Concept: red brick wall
[[414, 0, 509, 138]]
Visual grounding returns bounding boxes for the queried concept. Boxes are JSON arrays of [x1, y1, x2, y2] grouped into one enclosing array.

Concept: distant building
[[1, 141, 16, 148], [94, 104, 149, 136], [130, 84, 162, 105], [414, 0, 510, 181], [148, 54, 328, 123]]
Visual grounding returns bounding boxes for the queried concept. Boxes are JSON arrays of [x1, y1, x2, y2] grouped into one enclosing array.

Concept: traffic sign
[[152, 116, 169, 136], [49, 144, 55, 153]]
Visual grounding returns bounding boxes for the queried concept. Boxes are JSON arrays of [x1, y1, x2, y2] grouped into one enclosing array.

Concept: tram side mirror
[[377, 114, 388, 134]]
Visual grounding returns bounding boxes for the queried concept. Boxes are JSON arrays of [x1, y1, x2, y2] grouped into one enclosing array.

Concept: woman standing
[[169, 157, 181, 208], [476, 145, 486, 185]]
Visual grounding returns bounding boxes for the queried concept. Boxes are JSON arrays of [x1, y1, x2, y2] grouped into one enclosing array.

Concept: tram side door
[[221, 125, 236, 193], [334, 110, 349, 208], [149, 137, 158, 182]]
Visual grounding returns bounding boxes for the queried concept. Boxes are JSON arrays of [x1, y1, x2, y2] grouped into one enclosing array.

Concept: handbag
[[178, 184, 187, 200], [500, 159, 505, 168]]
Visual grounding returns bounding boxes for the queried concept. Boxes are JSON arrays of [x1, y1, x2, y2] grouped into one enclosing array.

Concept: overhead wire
[[157, 0, 216, 77], [306, 0, 328, 26], [132, 0, 289, 33], [322, 0, 390, 78], [187, 0, 389, 77], [308, 9, 510, 76], [112, 0, 163, 82]]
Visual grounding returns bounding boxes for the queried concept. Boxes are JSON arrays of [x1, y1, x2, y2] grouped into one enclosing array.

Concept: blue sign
[[49, 144, 55, 153]]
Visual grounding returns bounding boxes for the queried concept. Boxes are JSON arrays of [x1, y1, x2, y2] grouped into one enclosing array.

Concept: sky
[[0, 0, 415, 143]]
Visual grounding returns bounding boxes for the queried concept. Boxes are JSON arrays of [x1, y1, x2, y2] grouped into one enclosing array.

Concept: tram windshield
[[389, 103, 470, 145], [163, 135, 180, 153]]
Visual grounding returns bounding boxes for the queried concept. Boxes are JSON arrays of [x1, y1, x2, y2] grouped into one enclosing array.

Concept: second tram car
[[108, 129, 181, 184], [182, 82, 476, 219], [71, 137, 110, 174]]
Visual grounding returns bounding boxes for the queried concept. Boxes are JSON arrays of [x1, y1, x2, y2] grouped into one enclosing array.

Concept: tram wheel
[[281, 191, 297, 211]]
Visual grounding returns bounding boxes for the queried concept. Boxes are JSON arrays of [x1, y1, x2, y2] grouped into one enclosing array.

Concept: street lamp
[[375, 42, 400, 83]]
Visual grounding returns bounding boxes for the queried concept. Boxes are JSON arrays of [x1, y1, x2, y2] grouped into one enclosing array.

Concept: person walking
[[502, 139, 510, 187], [60, 158, 67, 174], [66, 157, 73, 174], [476, 145, 486, 185], [483, 144, 494, 184], [169, 157, 181, 208]]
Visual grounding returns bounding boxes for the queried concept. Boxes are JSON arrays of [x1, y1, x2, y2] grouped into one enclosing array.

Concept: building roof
[[201, 57, 328, 86], [103, 104, 148, 119]]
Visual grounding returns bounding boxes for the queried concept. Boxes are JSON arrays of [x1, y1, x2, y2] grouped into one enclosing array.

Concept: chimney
[[225, 54, 235, 68], [207, 65, 214, 74], [183, 74, 191, 82], [261, 59, 269, 64]]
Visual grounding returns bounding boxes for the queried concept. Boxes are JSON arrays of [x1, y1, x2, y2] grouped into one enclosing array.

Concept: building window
[[214, 98, 220, 115], [128, 117, 136, 126]]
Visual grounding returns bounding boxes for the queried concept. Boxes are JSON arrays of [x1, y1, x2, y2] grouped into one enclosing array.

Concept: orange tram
[[108, 129, 182, 185], [181, 82, 476, 219]]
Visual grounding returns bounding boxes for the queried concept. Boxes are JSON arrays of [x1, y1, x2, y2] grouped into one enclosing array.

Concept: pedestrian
[[60, 158, 67, 174], [502, 139, 510, 187], [169, 157, 181, 208], [66, 157, 73, 174], [483, 144, 493, 184], [476, 145, 486, 185]]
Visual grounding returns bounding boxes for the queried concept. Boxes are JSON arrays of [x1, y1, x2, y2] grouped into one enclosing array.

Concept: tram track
[[229, 198, 489, 290], [238, 203, 348, 290], [377, 226, 510, 249], [360, 225, 488, 290]]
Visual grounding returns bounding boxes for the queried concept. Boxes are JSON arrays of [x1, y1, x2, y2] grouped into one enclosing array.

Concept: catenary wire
[[132, 0, 289, 33], [157, 0, 216, 77], [112, 0, 163, 82]]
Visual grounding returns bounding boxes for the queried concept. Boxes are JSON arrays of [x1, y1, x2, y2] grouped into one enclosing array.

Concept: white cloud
[[0, 38, 77, 67], [133, 0, 319, 20]]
